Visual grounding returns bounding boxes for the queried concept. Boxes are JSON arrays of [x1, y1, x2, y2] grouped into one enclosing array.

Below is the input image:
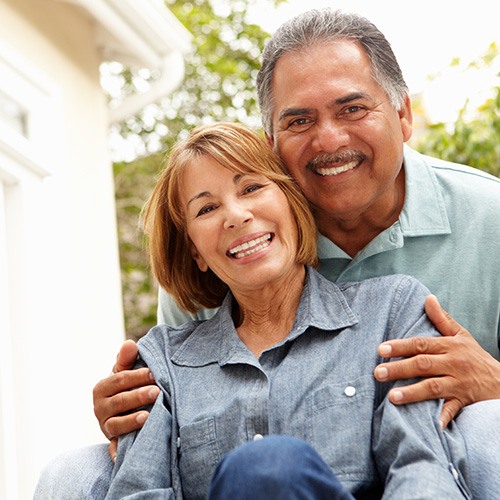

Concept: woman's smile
[[227, 233, 273, 259], [180, 155, 302, 293]]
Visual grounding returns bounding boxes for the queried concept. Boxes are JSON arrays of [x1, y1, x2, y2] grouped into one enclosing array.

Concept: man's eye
[[342, 106, 368, 120], [287, 117, 312, 129]]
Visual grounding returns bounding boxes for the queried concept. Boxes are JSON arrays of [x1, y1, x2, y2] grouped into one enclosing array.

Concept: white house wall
[[0, 0, 126, 497]]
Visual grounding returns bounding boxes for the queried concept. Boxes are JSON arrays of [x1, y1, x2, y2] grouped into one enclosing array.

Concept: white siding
[[0, 1, 126, 497]]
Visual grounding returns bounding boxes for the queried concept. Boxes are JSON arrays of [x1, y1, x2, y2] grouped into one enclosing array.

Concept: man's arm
[[374, 295, 500, 427], [94, 289, 213, 460], [93, 340, 160, 461]]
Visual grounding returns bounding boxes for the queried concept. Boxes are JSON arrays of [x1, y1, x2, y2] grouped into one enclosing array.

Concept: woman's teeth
[[229, 234, 271, 259]]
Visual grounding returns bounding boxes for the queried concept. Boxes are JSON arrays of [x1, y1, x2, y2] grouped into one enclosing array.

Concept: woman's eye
[[196, 204, 216, 217], [243, 184, 263, 195]]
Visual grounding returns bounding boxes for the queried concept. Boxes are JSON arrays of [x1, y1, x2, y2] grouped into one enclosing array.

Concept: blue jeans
[[34, 400, 500, 499], [207, 435, 354, 500]]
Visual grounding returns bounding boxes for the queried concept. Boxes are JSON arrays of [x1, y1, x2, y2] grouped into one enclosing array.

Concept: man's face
[[267, 39, 413, 231]]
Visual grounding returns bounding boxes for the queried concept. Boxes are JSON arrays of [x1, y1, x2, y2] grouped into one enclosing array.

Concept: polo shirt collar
[[399, 146, 451, 236]]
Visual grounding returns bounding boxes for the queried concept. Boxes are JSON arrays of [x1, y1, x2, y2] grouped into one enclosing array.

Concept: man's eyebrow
[[336, 92, 371, 105], [278, 107, 314, 123], [277, 92, 373, 123]]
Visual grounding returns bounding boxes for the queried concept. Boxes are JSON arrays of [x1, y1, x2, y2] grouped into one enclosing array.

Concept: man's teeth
[[229, 234, 271, 259], [316, 160, 358, 176]]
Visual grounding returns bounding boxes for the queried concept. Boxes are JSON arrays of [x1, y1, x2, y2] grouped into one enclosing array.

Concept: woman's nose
[[223, 204, 253, 229]]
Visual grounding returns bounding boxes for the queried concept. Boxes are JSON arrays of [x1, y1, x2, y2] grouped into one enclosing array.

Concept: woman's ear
[[191, 245, 208, 272]]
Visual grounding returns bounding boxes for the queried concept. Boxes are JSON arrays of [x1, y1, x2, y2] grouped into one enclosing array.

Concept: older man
[[36, 8, 499, 499]]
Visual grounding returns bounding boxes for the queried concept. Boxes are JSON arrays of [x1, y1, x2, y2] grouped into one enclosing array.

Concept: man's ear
[[265, 131, 274, 149], [191, 245, 208, 272], [399, 94, 413, 143]]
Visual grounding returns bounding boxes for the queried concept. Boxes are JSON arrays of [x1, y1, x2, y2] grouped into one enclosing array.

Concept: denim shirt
[[108, 269, 470, 499]]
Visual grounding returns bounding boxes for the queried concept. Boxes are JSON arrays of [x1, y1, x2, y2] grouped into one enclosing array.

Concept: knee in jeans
[[218, 435, 316, 480]]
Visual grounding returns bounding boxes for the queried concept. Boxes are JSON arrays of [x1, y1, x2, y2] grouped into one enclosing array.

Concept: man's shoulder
[[406, 147, 500, 189], [405, 147, 500, 215], [429, 156, 499, 186]]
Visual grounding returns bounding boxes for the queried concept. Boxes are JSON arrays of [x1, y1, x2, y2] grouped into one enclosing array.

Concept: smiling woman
[[142, 121, 318, 314]]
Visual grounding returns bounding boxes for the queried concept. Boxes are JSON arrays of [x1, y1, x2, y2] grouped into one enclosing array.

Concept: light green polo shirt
[[158, 147, 500, 359]]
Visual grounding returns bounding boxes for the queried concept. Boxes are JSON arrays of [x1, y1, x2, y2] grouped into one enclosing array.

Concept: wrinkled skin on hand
[[93, 340, 160, 460], [374, 295, 500, 428]]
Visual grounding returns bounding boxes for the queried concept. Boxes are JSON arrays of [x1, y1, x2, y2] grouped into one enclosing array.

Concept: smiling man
[[268, 40, 410, 257]]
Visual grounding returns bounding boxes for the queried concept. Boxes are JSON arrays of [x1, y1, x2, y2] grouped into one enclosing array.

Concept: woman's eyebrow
[[187, 191, 211, 207]]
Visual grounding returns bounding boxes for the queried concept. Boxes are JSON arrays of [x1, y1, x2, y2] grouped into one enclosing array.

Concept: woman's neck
[[233, 265, 306, 357]]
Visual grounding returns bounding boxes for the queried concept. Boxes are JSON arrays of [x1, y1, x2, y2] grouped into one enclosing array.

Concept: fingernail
[[392, 390, 404, 402], [148, 387, 159, 399], [136, 413, 147, 425], [379, 344, 392, 356], [148, 370, 155, 381], [112, 454, 117, 463], [376, 367, 389, 380]]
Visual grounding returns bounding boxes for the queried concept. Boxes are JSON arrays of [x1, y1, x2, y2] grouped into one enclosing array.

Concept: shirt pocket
[[306, 374, 378, 483], [178, 416, 222, 499]]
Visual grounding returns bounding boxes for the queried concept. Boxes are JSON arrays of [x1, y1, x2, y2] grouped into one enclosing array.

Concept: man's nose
[[312, 119, 350, 152]]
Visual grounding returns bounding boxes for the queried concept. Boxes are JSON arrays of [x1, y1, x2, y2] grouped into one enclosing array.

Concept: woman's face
[[180, 155, 301, 294]]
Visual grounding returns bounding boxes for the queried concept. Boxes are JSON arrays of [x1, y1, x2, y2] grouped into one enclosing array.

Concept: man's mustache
[[306, 150, 366, 171]]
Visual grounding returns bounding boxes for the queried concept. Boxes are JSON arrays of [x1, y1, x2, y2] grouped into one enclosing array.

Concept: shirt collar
[[171, 268, 358, 367], [399, 146, 451, 236]]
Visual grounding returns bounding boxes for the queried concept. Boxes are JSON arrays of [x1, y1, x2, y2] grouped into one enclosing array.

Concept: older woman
[[106, 123, 469, 499]]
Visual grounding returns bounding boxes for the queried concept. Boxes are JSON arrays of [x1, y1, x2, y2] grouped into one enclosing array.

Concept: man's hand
[[374, 295, 500, 428], [93, 339, 160, 460]]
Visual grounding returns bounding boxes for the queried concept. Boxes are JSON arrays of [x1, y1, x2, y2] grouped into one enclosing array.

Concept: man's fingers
[[104, 410, 151, 441], [104, 384, 160, 420], [113, 339, 139, 373], [440, 399, 463, 429], [375, 350, 449, 382], [108, 438, 118, 462], [385, 377, 447, 405], [94, 381, 160, 438], [424, 295, 462, 338], [378, 336, 450, 360], [385, 380, 465, 428], [94, 367, 155, 400]]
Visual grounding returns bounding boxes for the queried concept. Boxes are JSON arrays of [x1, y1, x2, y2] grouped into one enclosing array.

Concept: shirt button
[[344, 386, 356, 397], [253, 434, 264, 441]]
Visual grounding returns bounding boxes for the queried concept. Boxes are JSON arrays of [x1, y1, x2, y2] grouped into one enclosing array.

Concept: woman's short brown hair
[[143, 122, 318, 313]]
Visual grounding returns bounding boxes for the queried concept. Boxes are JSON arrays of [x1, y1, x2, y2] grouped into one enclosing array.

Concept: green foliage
[[416, 43, 500, 178], [114, 154, 164, 340], [113, 0, 275, 339]]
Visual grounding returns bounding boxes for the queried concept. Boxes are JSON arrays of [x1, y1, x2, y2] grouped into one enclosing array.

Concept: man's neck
[[316, 173, 406, 258]]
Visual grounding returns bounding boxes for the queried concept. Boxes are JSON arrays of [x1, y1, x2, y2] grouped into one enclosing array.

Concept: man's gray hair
[[256, 8, 409, 135]]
